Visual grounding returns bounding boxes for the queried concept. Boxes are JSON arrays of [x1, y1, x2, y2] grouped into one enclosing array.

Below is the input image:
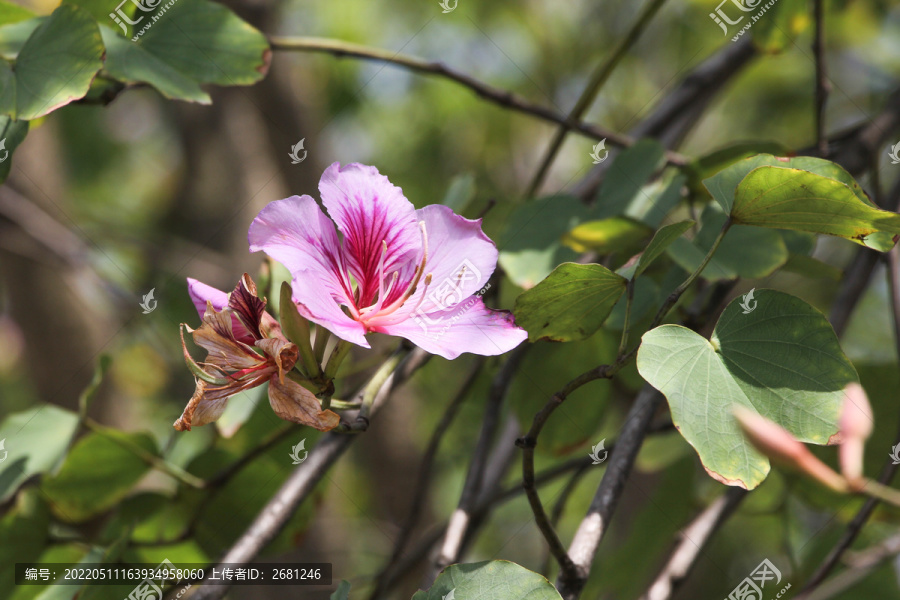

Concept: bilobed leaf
[[41, 428, 159, 522], [734, 166, 900, 251], [0, 405, 80, 502], [99, 25, 211, 103], [513, 263, 627, 342], [636, 289, 855, 489], [411, 561, 563, 600], [633, 220, 694, 278], [0, 4, 103, 120]]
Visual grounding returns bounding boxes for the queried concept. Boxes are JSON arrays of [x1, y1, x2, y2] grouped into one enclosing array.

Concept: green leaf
[[412, 561, 562, 600], [499, 195, 587, 288], [734, 166, 900, 251], [99, 25, 211, 103], [686, 141, 790, 190], [627, 170, 686, 227], [0, 489, 49, 593], [703, 154, 871, 213], [41, 429, 158, 522], [331, 580, 352, 600], [593, 138, 666, 218], [0, 0, 34, 24], [513, 263, 627, 342], [780, 254, 842, 281], [632, 220, 694, 278], [0, 115, 28, 183], [0, 5, 103, 120], [751, 0, 809, 53], [695, 206, 788, 279], [563, 217, 653, 255], [0, 405, 80, 502], [0, 16, 40, 59], [636, 289, 855, 489], [133, 0, 270, 86]]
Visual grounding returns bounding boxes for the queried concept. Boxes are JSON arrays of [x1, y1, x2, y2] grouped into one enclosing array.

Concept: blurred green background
[[2, 0, 900, 598]]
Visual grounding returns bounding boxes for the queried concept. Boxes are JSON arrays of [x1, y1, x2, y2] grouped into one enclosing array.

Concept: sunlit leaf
[[0, 5, 103, 120], [513, 263, 626, 342], [734, 166, 900, 251], [637, 289, 855, 489]]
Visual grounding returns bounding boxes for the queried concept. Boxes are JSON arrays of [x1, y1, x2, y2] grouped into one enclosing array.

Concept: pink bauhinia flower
[[246, 162, 527, 360]]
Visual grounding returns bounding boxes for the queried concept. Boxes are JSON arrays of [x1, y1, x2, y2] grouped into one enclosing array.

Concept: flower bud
[[839, 382, 874, 484], [734, 406, 848, 493]]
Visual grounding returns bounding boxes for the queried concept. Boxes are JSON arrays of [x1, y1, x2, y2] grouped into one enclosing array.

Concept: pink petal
[[248, 194, 368, 347], [319, 163, 422, 307], [406, 204, 497, 317], [186, 278, 253, 343], [373, 297, 527, 360]]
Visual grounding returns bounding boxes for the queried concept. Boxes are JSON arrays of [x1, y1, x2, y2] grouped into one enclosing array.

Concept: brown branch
[[557, 385, 664, 600], [267, 36, 688, 167], [813, 0, 830, 156], [639, 488, 747, 600], [427, 346, 528, 580], [366, 357, 486, 600]]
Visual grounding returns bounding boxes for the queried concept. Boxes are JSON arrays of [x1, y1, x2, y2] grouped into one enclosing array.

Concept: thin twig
[[525, 0, 670, 197], [268, 36, 688, 167], [189, 347, 430, 600], [813, 0, 830, 157]]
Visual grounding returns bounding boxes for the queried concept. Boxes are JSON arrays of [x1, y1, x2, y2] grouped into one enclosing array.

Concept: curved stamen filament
[[370, 221, 429, 319]]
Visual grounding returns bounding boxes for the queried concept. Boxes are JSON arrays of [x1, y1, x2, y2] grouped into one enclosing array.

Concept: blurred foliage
[[0, 0, 899, 599]]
